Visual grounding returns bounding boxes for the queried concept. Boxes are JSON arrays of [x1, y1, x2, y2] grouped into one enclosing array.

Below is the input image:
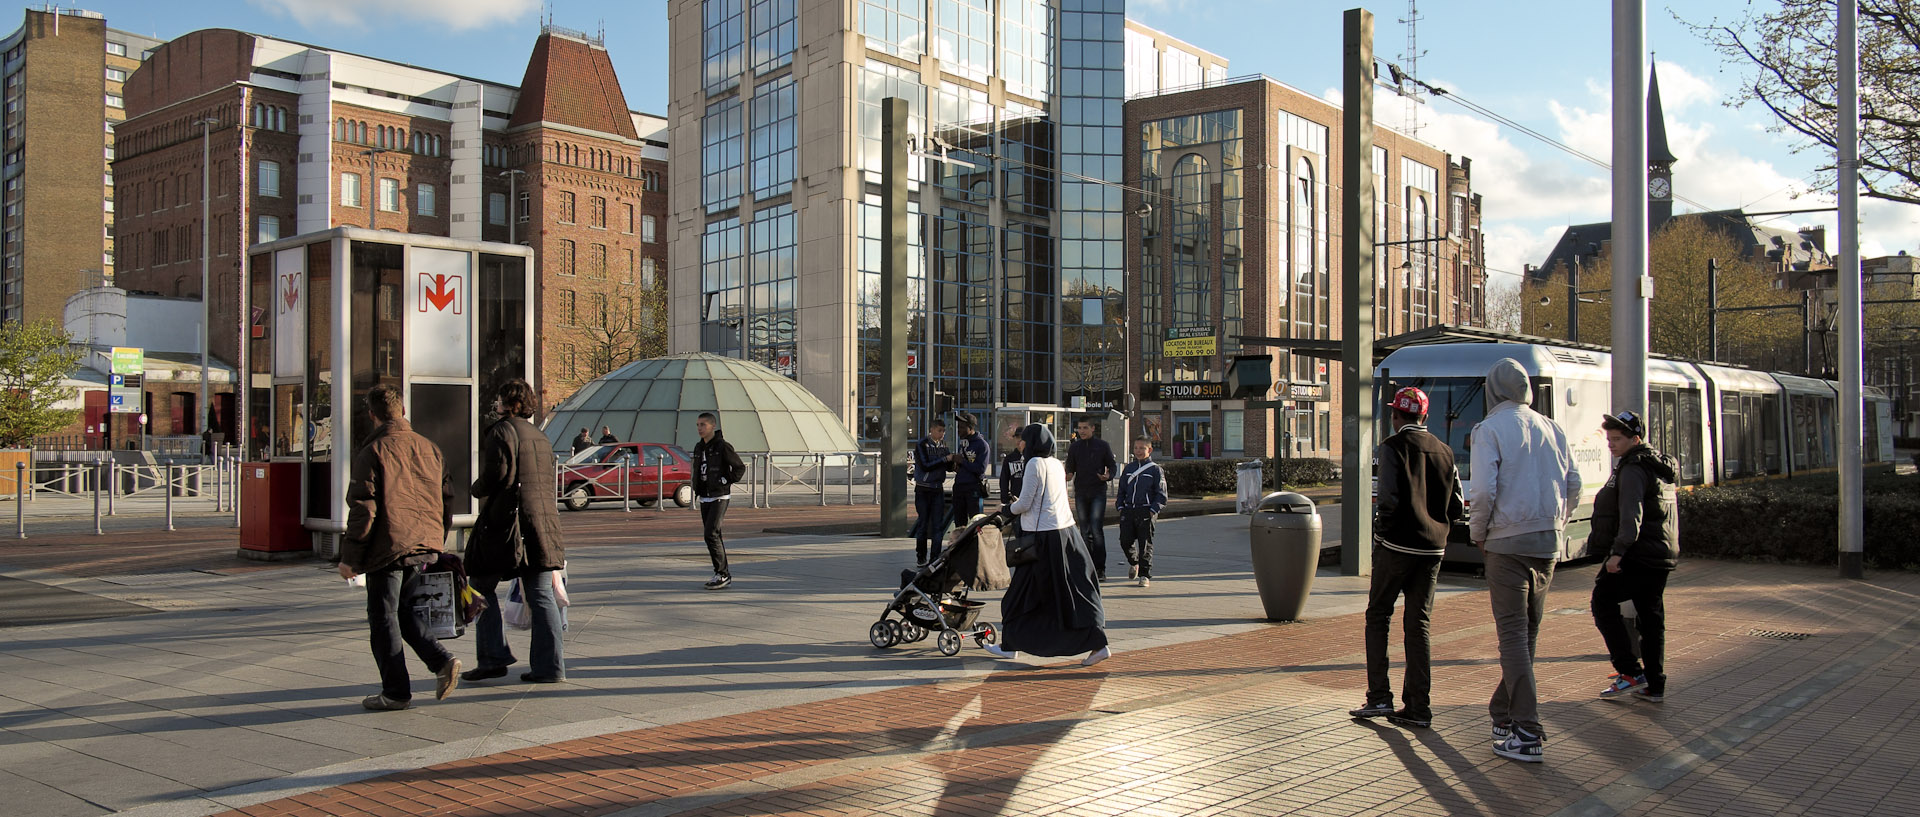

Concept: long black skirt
[[1000, 524, 1108, 657]]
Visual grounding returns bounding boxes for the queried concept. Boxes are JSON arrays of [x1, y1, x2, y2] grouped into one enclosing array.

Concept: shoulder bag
[[470, 419, 527, 575]]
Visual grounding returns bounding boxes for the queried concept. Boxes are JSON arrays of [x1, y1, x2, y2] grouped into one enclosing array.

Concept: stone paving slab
[[188, 560, 1920, 817]]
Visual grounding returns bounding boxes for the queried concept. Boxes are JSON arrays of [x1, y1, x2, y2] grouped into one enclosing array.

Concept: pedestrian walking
[[1114, 436, 1167, 588], [692, 411, 746, 590], [1349, 387, 1464, 729], [598, 426, 618, 445], [984, 423, 1111, 667], [998, 421, 1027, 528], [912, 418, 953, 567], [571, 428, 593, 455], [336, 384, 460, 710], [1064, 420, 1116, 581], [945, 412, 989, 532], [465, 378, 568, 685], [1587, 409, 1679, 704], [1469, 359, 1581, 762]]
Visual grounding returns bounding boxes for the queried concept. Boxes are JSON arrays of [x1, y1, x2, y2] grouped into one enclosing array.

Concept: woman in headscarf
[[985, 423, 1112, 666]]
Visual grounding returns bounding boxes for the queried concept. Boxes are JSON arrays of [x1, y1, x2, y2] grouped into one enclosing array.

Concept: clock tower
[[1647, 64, 1677, 234]]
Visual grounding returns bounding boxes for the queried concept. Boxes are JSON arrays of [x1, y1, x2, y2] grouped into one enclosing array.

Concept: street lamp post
[[196, 116, 219, 461], [500, 168, 528, 244], [359, 148, 390, 230]]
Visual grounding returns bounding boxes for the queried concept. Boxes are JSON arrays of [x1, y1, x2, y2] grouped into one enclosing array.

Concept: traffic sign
[[110, 347, 143, 414]]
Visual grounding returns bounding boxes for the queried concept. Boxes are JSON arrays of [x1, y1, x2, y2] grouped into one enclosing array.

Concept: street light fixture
[[195, 116, 219, 459], [499, 168, 528, 245], [359, 148, 390, 230]]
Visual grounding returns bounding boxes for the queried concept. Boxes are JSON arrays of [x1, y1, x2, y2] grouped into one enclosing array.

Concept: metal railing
[[9, 446, 242, 538]]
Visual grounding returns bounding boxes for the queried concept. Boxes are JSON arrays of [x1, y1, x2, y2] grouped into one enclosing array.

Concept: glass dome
[[542, 353, 859, 453]]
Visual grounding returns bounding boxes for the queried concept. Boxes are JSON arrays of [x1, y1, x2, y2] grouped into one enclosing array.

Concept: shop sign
[[1287, 383, 1328, 402], [1144, 381, 1227, 400]]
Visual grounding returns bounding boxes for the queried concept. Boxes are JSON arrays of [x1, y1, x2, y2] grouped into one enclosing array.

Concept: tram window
[[1759, 395, 1782, 474], [1720, 395, 1746, 479], [1678, 390, 1703, 484]]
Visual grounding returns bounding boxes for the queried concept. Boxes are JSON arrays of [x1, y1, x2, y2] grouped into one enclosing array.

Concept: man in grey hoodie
[[1468, 358, 1581, 763]]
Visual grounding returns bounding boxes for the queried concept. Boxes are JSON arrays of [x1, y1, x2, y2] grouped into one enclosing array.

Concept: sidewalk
[[4, 503, 1918, 817]]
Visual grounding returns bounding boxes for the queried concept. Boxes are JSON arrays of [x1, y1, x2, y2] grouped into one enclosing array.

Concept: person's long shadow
[[914, 662, 1106, 817]]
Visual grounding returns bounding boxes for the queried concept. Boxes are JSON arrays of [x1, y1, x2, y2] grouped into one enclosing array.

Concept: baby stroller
[[870, 510, 1013, 656]]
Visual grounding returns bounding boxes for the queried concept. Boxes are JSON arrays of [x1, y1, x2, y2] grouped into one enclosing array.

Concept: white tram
[[1374, 339, 1895, 563]]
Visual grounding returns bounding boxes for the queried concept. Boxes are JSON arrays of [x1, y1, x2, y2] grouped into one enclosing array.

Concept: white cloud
[[249, 0, 537, 31], [1651, 61, 1718, 112]]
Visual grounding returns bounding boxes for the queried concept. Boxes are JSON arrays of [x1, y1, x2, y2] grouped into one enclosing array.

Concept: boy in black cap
[[1587, 409, 1680, 703], [945, 412, 990, 534]]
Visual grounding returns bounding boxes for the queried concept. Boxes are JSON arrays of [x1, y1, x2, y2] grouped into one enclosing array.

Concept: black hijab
[[1020, 422, 1055, 460]]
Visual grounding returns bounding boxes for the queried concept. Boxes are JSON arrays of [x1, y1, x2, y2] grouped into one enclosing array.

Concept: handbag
[[1006, 532, 1040, 566], [468, 419, 527, 575]]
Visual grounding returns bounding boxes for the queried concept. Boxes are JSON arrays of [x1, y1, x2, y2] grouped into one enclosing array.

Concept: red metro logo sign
[[420, 273, 462, 314]]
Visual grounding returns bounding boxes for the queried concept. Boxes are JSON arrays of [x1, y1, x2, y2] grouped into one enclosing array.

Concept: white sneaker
[[703, 574, 731, 590], [984, 644, 1017, 659], [1137, 577, 1150, 588], [1082, 646, 1112, 667]]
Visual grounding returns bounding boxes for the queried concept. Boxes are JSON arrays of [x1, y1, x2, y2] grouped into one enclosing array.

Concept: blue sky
[[77, 0, 1919, 284]]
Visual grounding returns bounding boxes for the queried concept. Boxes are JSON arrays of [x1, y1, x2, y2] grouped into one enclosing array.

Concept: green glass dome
[[543, 353, 859, 454]]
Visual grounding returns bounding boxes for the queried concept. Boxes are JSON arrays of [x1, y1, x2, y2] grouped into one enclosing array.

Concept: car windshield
[[1385, 376, 1487, 480], [566, 445, 615, 464]]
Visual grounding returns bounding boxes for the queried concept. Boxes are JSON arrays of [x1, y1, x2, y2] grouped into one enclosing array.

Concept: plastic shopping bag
[[501, 577, 533, 630]]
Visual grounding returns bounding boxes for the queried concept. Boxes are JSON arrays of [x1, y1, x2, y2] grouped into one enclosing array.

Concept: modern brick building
[[0, 7, 162, 325], [1123, 76, 1486, 461], [110, 23, 667, 442]]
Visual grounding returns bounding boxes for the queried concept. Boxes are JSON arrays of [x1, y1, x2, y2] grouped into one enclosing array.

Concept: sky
[[75, 0, 1920, 291]]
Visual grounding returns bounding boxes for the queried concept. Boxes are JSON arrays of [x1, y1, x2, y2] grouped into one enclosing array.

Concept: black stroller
[[869, 510, 1013, 656]]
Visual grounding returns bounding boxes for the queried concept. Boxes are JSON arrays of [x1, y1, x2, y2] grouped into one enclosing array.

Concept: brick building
[[109, 23, 666, 440], [0, 7, 162, 325], [1123, 76, 1486, 462]]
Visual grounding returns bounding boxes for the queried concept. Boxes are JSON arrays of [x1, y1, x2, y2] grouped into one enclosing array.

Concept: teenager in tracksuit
[[692, 412, 746, 590], [912, 419, 953, 566], [1350, 387, 1465, 730], [1115, 437, 1167, 588], [998, 421, 1027, 519], [945, 412, 990, 533], [1587, 409, 1679, 704]]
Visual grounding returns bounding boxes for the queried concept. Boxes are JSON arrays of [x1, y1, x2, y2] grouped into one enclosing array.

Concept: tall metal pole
[[1837, 0, 1864, 578], [1569, 255, 1581, 344], [879, 97, 910, 538], [1611, 0, 1650, 420], [1708, 258, 1720, 361], [1340, 8, 1377, 578], [199, 118, 216, 462]]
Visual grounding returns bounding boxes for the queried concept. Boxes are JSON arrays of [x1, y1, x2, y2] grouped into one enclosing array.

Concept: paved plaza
[[2, 500, 1916, 817]]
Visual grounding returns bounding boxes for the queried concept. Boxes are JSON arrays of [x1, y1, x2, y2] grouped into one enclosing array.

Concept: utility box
[[239, 461, 306, 558]]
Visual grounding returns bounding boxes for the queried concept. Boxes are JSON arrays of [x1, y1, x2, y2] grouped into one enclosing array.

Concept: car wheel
[[674, 483, 695, 507], [562, 484, 592, 511]]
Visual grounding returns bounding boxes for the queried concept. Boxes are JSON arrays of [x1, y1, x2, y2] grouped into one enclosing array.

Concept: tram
[[1373, 337, 1895, 563]]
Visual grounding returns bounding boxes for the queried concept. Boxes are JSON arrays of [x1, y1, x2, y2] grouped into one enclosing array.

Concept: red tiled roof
[[508, 32, 638, 139]]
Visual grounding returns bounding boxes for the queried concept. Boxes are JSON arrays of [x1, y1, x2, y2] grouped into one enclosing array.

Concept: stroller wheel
[[869, 620, 897, 649], [975, 623, 998, 647], [906, 622, 927, 643], [887, 620, 907, 644], [937, 629, 962, 657]]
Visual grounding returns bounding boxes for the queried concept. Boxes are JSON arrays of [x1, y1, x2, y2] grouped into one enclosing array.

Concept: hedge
[[1677, 467, 1920, 570], [1156, 456, 1339, 496]]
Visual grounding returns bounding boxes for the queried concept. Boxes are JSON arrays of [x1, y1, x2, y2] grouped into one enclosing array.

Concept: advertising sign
[[1144, 381, 1228, 400], [1163, 327, 1218, 358], [109, 346, 143, 413], [273, 248, 306, 374], [406, 247, 472, 378]]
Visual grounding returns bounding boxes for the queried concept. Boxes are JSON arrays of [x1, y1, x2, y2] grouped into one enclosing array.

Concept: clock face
[[1650, 177, 1671, 199]]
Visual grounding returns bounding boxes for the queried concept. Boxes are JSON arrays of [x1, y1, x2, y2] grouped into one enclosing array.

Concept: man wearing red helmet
[[1349, 386, 1464, 730]]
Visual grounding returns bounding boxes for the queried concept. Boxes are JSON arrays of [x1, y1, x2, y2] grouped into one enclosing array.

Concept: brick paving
[[199, 560, 1920, 817]]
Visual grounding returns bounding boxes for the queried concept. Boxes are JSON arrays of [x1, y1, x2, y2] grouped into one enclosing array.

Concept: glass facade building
[[676, 0, 1134, 442]]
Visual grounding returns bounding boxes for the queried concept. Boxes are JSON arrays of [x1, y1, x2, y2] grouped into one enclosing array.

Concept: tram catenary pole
[[1611, 0, 1650, 424], [1837, 0, 1864, 578], [1339, 7, 1376, 578]]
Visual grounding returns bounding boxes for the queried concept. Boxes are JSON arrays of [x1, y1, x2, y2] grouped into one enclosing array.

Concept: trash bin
[[1249, 491, 1321, 621], [1235, 460, 1265, 514]]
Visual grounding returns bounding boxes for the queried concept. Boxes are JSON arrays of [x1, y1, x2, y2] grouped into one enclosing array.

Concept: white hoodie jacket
[[1467, 358, 1582, 552]]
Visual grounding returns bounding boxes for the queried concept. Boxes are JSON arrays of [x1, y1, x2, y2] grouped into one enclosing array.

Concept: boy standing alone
[[1115, 437, 1167, 587]]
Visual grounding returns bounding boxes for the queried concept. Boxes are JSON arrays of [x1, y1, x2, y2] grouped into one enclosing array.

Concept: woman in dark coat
[[985, 423, 1111, 666], [463, 378, 568, 684]]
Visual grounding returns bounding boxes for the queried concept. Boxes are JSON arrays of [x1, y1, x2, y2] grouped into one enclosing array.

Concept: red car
[[559, 442, 696, 511]]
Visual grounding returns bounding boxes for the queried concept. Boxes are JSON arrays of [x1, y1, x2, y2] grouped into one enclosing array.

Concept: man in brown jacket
[[337, 384, 460, 710]]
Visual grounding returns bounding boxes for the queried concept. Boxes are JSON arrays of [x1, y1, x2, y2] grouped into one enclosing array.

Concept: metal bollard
[[656, 462, 664, 508], [622, 466, 631, 513], [165, 465, 175, 532], [14, 461, 24, 539], [231, 458, 242, 528], [93, 461, 103, 535], [818, 453, 827, 507], [847, 453, 854, 506], [106, 461, 117, 516], [872, 453, 881, 506]]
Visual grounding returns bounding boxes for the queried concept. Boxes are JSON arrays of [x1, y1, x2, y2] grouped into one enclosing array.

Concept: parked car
[[559, 442, 696, 511]]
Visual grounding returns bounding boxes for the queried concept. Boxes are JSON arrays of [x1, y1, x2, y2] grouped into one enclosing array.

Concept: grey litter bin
[[1249, 491, 1321, 621]]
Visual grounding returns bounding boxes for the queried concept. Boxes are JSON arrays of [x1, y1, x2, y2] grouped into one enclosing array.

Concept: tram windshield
[[1384, 376, 1492, 480]]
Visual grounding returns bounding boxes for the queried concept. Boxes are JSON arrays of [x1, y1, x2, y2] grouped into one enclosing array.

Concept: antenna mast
[[1398, 0, 1426, 137]]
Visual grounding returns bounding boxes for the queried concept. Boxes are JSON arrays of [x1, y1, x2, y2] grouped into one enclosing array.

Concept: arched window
[[1408, 195, 1430, 326], [335, 117, 346, 141]]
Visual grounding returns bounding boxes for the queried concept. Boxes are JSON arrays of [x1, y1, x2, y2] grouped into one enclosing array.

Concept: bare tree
[[581, 284, 668, 380], [1648, 217, 1800, 368], [1685, 0, 1920, 204], [1483, 278, 1525, 334]]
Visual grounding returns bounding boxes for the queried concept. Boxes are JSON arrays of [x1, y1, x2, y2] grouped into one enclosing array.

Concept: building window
[[106, 41, 127, 57], [749, 0, 797, 75], [703, 0, 747, 95], [488, 192, 507, 225], [517, 191, 530, 223], [623, 202, 636, 233], [558, 289, 576, 324], [701, 95, 743, 214], [105, 94, 124, 109], [378, 178, 400, 212], [643, 215, 657, 243], [642, 257, 656, 289], [106, 67, 126, 82], [589, 195, 606, 228], [340, 172, 361, 207], [557, 191, 576, 223], [622, 248, 636, 283], [749, 74, 797, 199], [555, 239, 576, 276], [257, 160, 280, 197], [589, 243, 607, 278], [418, 183, 437, 217], [258, 215, 281, 243]]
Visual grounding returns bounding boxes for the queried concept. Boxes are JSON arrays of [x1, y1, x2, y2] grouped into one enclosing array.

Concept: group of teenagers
[[1355, 358, 1680, 764], [911, 412, 1170, 668], [333, 379, 748, 710]]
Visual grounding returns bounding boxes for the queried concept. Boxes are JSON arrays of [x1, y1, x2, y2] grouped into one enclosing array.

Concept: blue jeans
[[946, 482, 983, 534], [365, 563, 452, 701], [472, 571, 565, 679], [1074, 487, 1108, 575]]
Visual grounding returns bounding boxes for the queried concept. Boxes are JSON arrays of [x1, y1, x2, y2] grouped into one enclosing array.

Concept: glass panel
[[685, 359, 710, 380], [348, 241, 405, 448], [1384, 375, 1488, 479], [748, 382, 789, 410], [714, 379, 752, 411], [305, 240, 335, 519], [633, 411, 677, 443], [681, 378, 716, 410], [477, 254, 528, 416], [565, 380, 604, 409], [614, 379, 653, 408], [411, 384, 473, 512], [641, 380, 682, 410], [757, 411, 798, 450]]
